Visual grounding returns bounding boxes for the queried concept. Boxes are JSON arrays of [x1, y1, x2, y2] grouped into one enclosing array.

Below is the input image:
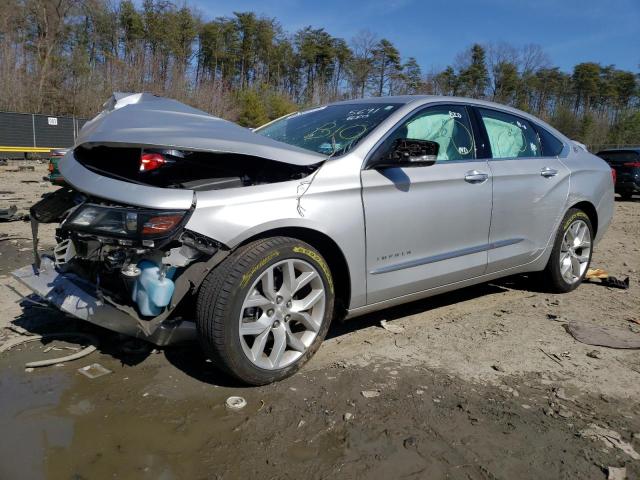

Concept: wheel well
[[238, 227, 351, 315], [571, 201, 598, 236]]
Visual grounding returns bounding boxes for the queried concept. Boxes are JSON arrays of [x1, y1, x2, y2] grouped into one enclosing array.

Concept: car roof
[[330, 95, 555, 124], [331, 94, 530, 111], [330, 95, 429, 105]]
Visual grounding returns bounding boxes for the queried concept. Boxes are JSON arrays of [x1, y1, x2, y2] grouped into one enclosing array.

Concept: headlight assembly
[[64, 204, 187, 240]]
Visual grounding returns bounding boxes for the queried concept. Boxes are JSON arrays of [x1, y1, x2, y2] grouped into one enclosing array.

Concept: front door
[[361, 104, 493, 304], [475, 107, 570, 273]]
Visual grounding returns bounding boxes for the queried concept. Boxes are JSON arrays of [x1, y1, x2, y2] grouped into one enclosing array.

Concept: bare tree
[[348, 29, 377, 98], [519, 43, 550, 75], [485, 41, 519, 99]]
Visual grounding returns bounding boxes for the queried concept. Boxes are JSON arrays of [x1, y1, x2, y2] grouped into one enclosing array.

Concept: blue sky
[[188, 0, 639, 73]]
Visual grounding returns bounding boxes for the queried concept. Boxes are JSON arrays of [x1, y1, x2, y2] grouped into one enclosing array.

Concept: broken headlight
[[64, 204, 187, 240]]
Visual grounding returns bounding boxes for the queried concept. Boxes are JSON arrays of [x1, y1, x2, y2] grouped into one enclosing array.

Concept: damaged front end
[[12, 188, 228, 346], [12, 92, 327, 346]]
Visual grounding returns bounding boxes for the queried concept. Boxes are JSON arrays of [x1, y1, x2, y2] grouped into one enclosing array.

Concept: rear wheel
[[196, 237, 334, 385], [542, 208, 593, 293]]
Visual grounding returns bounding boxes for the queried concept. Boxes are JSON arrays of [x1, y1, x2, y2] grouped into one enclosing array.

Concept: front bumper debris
[[11, 256, 196, 346]]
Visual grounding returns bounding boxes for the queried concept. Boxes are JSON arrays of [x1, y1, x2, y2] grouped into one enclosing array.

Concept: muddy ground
[[1, 163, 639, 479]]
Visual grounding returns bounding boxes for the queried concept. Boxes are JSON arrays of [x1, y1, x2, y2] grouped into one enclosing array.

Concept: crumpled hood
[[76, 93, 325, 166]]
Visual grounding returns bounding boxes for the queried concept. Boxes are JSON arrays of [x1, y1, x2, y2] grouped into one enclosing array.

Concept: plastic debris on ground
[[226, 396, 247, 410], [26, 343, 97, 368], [585, 268, 630, 290], [0, 331, 99, 367], [78, 363, 112, 379], [579, 424, 640, 460], [361, 390, 380, 398], [379, 319, 405, 334], [607, 466, 626, 480]]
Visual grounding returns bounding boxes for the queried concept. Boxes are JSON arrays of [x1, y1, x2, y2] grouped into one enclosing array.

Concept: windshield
[[255, 103, 402, 155]]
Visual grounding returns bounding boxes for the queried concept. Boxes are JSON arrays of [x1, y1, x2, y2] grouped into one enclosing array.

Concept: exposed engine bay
[[30, 187, 223, 323]]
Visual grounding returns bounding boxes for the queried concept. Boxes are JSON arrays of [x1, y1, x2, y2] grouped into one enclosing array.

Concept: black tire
[[196, 236, 335, 385], [542, 208, 593, 293], [619, 192, 633, 200]]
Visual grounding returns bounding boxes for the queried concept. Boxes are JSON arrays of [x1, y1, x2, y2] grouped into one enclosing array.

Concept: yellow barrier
[[0, 146, 65, 153]]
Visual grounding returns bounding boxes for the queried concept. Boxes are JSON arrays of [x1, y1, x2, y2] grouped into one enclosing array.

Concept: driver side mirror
[[370, 138, 439, 169]]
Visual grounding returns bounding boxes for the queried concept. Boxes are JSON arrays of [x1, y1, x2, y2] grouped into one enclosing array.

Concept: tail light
[[623, 162, 640, 167], [142, 214, 184, 235], [140, 152, 166, 172], [48, 162, 55, 172], [140, 149, 182, 172], [611, 168, 616, 184]]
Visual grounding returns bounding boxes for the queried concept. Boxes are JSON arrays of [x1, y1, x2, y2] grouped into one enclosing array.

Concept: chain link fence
[[0, 111, 88, 155]]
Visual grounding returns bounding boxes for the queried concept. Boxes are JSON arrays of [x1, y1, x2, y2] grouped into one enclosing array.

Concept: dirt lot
[[1, 163, 639, 479]]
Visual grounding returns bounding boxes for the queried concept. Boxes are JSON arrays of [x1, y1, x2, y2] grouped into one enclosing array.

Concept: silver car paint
[[60, 153, 195, 210], [76, 93, 325, 166], [59, 95, 614, 315], [562, 148, 615, 245], [485, 155, 571, 273], [361, 157, 493, 303]]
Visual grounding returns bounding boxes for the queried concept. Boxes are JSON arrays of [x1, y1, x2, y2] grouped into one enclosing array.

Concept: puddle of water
[[0, 347, 74, 480], [0, 338, 353, 479], [0, 343, 247, 479]]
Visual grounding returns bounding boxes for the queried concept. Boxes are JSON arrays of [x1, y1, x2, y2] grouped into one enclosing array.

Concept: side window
[[535, 125, 564, 157], [371, 105, 476, 165], [478, 108, 541, 159]]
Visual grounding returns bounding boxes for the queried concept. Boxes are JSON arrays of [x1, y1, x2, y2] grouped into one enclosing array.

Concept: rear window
[[535, 126, 564, 156], [597, 151, 639, 164]]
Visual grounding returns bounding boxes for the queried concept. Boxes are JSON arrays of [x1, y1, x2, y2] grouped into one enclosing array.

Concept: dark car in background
[[46, 149, 69, 185], [597, 148, 640, 200]]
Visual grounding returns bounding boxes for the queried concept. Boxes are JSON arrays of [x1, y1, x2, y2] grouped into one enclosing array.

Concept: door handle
[[464, 170, 489, 183], [540, 167, 558, 178]]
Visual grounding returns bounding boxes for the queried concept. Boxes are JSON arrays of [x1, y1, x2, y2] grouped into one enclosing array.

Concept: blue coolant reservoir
[[132, 260, 176, 316]]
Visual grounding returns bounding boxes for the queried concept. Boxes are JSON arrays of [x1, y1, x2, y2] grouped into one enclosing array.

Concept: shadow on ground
[[8, 272, 545, 387], [614, 194, 639, 203], [9, 297, 155, 368]]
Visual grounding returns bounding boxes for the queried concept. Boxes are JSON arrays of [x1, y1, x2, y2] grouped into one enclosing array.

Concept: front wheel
[[542, 208, 593, 293], [196, 237, 335, 385]]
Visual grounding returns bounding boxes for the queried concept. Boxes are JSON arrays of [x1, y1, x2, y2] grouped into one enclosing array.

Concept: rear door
[[361, 104, 493, 304], [475, 107, 570, 273]]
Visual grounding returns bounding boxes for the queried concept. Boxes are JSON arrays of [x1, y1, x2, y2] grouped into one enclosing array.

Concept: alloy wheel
[[559, 219, 591, 284], [238, 259, 326, 370]]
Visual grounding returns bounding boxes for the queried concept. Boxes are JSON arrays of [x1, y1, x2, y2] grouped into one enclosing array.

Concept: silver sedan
[[14, 94, 614, 384]]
